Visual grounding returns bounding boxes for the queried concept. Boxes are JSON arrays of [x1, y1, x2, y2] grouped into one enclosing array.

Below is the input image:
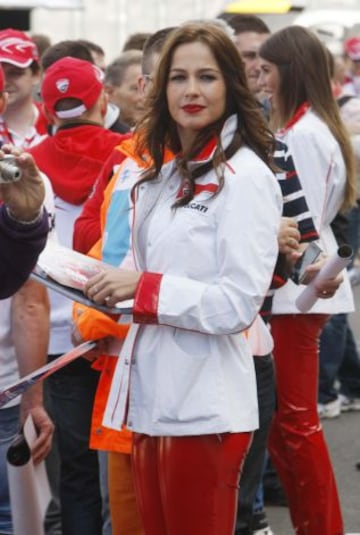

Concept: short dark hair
[[122, 32, 152, 52], [142, 27, 176, 74], [77, 39, 105, 57], [105, 50, 142, 87], [31, 33, 52, 58], [41, 40, 93, 71], [227, 14, 270, 35]]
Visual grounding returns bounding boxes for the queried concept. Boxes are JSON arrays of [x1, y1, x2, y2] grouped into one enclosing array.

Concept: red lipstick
[[182, 105, 205, 114]]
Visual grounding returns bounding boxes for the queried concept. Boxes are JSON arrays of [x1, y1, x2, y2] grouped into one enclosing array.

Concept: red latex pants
[[132, 431, 252, 535], [269, 314, 343, 535]]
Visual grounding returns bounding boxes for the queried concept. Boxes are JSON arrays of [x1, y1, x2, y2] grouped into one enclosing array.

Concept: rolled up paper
[[0, 340, 96, 409], [295, 244, 353, 313], [7, 416, 51, 535]]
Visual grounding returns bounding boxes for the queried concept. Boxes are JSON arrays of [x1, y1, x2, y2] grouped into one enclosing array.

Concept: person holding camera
[[0, 146, 49, 299], [0, 144, 54, 535]]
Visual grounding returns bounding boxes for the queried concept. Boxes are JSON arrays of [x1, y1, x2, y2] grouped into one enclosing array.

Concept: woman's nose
[[185, 76, 199, 95]]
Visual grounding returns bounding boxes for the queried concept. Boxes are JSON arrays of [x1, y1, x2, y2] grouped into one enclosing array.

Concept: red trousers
[[269, 314, 343, 535], [132, 432, 252, 535]]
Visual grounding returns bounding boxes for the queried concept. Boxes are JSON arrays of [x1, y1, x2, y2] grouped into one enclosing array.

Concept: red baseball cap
[[344, 37, 360, 61], [0, 64, 4, 91], [41, 56, 104, 119], [0, 28, 39, 68]]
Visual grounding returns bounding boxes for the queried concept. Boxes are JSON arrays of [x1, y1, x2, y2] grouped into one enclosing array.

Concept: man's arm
[[73, 146, 128, 254], [11, 279, 54, 463], [0, 148, 49, 298], [0, 206, 48, 299]]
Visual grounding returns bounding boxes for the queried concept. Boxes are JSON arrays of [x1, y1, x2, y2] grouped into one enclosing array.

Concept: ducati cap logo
[[56, 78, 69, 93]]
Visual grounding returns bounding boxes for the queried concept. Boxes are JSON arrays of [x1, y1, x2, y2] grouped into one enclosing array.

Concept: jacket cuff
[[133, 272, 162, 324]]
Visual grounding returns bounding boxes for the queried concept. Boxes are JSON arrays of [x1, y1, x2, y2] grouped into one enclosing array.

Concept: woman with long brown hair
[[258, 25, 356, 535], [83, 22, 282, 535]]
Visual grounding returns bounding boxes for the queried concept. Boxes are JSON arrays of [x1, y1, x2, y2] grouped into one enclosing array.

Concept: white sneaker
[[340, 394, 360, 412], [318, 397, 341, 419]]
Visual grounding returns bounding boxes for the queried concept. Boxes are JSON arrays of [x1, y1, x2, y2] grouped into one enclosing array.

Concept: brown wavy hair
[[259, 25, 356, 212], [134, 21, 276, 207]]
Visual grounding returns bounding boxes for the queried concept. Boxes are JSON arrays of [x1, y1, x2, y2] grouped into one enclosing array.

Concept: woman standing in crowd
[[82, 22, 282, 535], [258, 25, 356, 535]]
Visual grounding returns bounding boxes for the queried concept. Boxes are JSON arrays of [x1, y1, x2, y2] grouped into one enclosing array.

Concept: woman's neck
[[178, 127, 197, 154]]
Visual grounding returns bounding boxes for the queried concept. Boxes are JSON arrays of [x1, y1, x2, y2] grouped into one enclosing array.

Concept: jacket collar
[[188, 114, 238, 165]]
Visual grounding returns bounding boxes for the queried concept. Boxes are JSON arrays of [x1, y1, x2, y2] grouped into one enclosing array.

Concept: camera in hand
[[0, 155, 22, 184]]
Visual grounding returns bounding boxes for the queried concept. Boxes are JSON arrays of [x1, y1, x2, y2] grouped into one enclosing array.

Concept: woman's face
[[258, 58, 281, 113], [166, 41, 226, 151]]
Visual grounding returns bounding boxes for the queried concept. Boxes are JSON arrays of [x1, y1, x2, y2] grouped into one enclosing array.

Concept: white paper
[[33, 241, 134, 314], [295, 245, 353, 313], [7, 416, 51, 535]]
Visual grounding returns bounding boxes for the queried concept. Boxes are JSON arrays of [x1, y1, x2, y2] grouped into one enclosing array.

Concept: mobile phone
[[291, 242, 323, 285]]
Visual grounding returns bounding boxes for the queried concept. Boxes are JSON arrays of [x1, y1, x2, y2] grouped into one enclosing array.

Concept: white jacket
[[273, 109, 354, 315], [103, 115, 282, 436]]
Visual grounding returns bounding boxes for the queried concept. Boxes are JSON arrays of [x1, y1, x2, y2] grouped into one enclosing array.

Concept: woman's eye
[[170, 74, 185, 82], [200, 74, 216, 82]]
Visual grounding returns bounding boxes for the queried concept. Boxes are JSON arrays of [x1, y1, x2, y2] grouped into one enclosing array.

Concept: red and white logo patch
[[56, 78, 69, 94]]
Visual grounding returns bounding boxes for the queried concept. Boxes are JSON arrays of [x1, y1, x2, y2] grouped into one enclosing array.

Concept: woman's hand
[[84, 268, 142, 308], [278, 217, 301, 254], [302, 256, 343, 298]]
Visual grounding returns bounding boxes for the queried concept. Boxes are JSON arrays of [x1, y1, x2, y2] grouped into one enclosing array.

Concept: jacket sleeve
[[286, 123, 346, 229], [73, 149, 127, 254], [133, 165, 282, 334], [0, 206, 49, 299]]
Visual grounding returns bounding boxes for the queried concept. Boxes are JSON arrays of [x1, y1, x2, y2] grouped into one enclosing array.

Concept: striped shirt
[[261, 139, 319, 322]]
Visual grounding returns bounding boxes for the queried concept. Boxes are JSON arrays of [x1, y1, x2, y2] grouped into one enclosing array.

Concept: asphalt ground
[[266, 286, 360, 534]]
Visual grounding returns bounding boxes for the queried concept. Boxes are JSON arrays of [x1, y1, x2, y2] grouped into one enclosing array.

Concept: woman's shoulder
[[289, 110, 337, 148], [225, 147, 281, 200], [294, 109, 327, 132], [229, 146, 275, 178]]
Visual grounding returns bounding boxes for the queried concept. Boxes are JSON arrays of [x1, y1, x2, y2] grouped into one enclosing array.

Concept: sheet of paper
[[33, 240, 134, 315]]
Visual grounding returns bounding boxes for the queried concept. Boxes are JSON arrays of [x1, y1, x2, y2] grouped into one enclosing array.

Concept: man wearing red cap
[[343, 36, 360, 97], [28, 56, 124, 535], [0, 64, 49, 291], [0, 28, 48, 149]]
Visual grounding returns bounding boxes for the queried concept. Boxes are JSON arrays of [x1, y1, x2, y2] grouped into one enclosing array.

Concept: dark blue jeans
[[235, 354, 276, 534], [0, 405, 20, 535], [347, 205, 360, 264], [319, 314, 360, 403], [46, 360, 102, 535]]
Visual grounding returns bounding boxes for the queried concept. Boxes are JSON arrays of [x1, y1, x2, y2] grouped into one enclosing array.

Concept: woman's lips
[[182, 104, 205, 114]]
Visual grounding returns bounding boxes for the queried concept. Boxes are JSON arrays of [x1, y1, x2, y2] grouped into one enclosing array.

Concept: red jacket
[[29, 123, 125, 205]]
